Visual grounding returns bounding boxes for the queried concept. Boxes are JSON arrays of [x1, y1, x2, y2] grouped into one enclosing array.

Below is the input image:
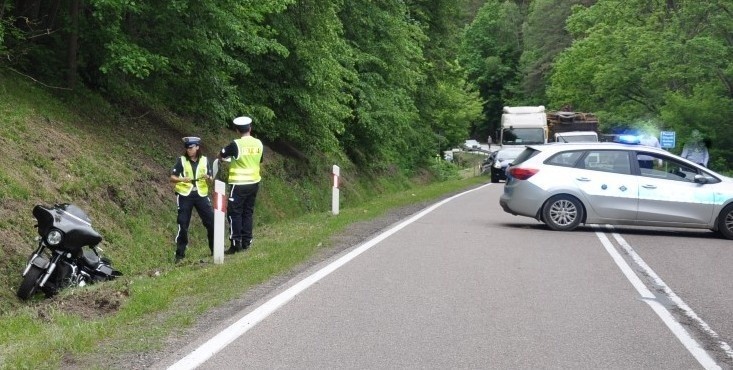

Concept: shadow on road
[[499, 222, 720, 240]]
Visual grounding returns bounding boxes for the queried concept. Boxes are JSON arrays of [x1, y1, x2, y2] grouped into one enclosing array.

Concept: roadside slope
[[0, 72, 485, 369]]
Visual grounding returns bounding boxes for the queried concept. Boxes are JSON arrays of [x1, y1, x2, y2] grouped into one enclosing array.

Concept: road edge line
[[167, 183, 493, 369]]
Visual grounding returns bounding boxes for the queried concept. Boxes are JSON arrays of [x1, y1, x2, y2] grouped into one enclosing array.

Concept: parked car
[[499, 141, 733, 239], [483, 147, 525, 183], [463, 139, 481, 151]]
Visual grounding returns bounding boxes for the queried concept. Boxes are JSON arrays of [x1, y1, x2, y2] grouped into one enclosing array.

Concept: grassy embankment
[[0, 72, 487, 368]]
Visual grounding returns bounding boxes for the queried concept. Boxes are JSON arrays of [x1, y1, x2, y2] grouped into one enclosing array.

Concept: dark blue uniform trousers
[[175, 193, 214, 258], [227, 182, 259, 247]]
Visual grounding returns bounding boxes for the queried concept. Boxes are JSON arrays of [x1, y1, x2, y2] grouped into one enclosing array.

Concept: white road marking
[[607, 226, 733, 360], [167, 184, 493, 370], [593, 225, 720, 369]]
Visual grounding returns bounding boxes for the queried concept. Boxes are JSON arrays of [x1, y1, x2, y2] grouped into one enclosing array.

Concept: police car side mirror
[[693, 174, 709, 184]]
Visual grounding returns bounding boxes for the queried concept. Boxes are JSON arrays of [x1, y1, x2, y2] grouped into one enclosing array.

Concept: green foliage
[[661, 85, 733, 170], [0, 171, 30, 200], [406, 0, 484, 151], [336, 0, 429, 172], [250, 0, 354, 155], [1, 0, 480, 178], [459, 0, 524, 138], [84, 0, 294, 123], [517, 0, 596, 103], [428, 159, 462, 181], [548, 0, 733, 166]]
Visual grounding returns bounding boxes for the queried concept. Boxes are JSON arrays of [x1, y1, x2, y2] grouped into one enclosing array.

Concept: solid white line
[[608, 226, 733, 360], [167, 183, 493, 370], [592, 226, 720, 370]]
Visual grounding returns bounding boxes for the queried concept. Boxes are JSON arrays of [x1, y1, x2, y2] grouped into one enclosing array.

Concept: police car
[[499, 136, 733, 239]]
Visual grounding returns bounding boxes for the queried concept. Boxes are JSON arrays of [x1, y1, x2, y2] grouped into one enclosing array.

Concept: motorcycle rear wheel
[[17, 266, 44, 300]]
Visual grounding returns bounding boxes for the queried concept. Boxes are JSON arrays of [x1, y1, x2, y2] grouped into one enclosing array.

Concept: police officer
[[219, 116, 263, 254], [681, 129, 709, 167], [170, 136, 215, 262]]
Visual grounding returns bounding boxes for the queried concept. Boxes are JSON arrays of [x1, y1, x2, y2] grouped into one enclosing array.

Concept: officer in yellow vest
[[218, 116, 263, 254], [170, 136, 215, 263]]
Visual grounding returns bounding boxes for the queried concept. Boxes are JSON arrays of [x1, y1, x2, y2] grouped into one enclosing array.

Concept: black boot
[[225, 239, 243, 255], [175, 245, 186, 263]]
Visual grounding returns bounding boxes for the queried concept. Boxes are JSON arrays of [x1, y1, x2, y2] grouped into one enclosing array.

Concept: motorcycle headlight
[[46, 229, 63, 246]]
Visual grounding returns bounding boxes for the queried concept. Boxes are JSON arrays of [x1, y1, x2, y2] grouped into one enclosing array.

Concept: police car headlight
[[493, 162, 502, 169], [46, 229, 63, 246]]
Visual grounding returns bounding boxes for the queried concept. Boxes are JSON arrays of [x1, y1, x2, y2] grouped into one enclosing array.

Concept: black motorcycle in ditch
[[17, 203, 122, 300]]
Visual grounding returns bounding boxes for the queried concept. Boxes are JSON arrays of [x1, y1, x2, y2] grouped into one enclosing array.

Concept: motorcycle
[[17, 203, 122, 300]]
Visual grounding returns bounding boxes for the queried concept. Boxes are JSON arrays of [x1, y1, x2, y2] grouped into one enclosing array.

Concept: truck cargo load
[[547, 111, 600, 142]]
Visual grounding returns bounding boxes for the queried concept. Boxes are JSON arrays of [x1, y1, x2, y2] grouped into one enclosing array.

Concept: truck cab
[[499, 106, 548, 146]]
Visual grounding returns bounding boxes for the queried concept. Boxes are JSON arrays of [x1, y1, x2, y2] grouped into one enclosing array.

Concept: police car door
[[634, 151, 715, 226], [574, 150, 639, 221]]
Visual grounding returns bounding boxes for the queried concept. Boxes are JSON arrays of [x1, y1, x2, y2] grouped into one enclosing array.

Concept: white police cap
[[233, 116, 252, 127], [182, 136, 201, 148]]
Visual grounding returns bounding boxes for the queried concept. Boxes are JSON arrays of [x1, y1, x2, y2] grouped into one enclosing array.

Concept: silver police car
[[499, 138, 733, 239]]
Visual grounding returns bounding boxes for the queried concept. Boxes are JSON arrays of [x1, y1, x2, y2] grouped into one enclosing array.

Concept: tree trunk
[[66, 0, 80, 88], [46, 0, 63, 31]]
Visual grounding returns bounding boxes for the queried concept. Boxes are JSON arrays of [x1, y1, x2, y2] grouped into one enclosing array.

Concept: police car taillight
[[508, 167, 538, 180]]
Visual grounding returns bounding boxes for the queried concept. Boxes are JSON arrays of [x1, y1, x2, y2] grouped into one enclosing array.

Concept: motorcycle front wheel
[[17, 265, 44, 300]]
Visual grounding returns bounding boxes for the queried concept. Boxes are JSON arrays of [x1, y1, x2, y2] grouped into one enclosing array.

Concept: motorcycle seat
[[82, 249, 100, 268]]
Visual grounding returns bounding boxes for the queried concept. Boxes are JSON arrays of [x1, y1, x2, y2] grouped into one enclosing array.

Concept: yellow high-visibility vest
[[228, 137, 262, 184], [175, 156, 209, 196]]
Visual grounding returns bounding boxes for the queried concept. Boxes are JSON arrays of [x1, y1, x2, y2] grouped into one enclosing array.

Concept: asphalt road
[[157, 183, 733, 369]]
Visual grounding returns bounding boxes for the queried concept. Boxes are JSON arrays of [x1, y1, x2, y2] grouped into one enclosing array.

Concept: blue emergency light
[[614, 134, 641, 145]]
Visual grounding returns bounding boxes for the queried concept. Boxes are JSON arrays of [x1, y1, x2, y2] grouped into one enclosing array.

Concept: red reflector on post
[[509, 167, 538, 180]]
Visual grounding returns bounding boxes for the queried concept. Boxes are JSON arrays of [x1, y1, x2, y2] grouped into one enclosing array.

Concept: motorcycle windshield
[[32, 204, 103, 250], [61, 204, 93, 225]]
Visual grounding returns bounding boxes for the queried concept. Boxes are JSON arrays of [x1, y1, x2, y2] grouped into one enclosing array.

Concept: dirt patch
[[50, 286, 130, 320]]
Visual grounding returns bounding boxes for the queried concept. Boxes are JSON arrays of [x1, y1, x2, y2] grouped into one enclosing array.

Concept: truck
[[547, 111, 600, 142], [497, 106, 600, 149], [498, 106, 548, 147]]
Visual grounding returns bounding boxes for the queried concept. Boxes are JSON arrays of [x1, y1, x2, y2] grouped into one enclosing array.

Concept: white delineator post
[[332, 165, 340, 215], [213, 179, 226, 264]]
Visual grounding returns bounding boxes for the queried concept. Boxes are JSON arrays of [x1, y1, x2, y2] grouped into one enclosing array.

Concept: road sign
[[660, 131, 676, 149]]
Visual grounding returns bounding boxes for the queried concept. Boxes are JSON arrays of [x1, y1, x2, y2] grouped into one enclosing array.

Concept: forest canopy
[[2, 0, 731, 171]]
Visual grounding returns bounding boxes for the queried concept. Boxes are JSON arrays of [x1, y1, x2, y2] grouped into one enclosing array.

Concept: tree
[[338, 0, 428, 171], [241, 0, 354, 158], [548, 0, 733, 167], [406, 0, 483, 152], [517, 0, 596, 103], [459, 0, 523, 139], [83, 0, 294, 124]]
